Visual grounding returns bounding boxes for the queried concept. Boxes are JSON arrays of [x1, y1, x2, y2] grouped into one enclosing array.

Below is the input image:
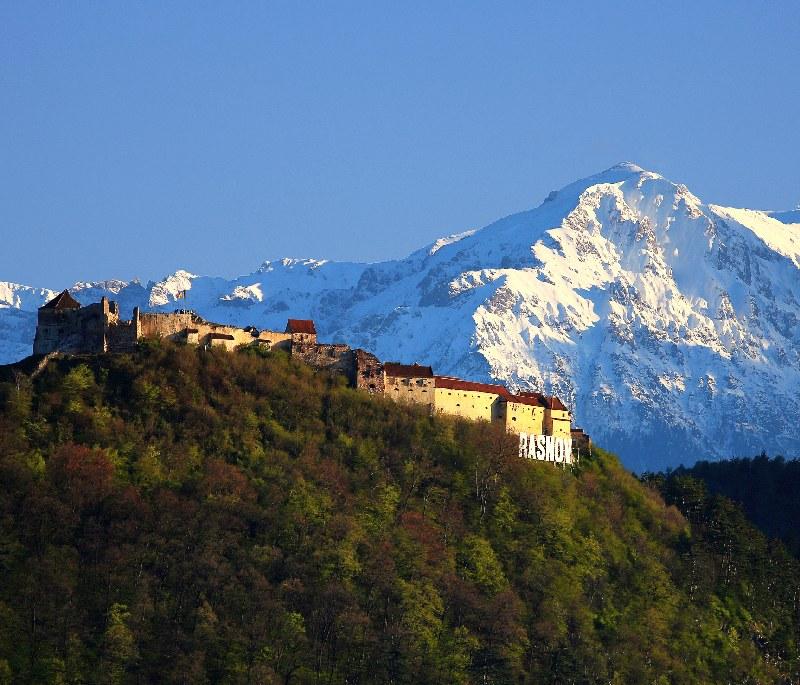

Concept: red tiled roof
[[506, 394, 545, 407], [286, 319, 317, 334], [209, 333, 235, 340], [434, 376, 512, 397], [517, 390, 546, 400], [509, 390, 568, 411], [513, 391, 548, 407], [546, 396, 568, 411], [385, 362, 434, 378], [42, 289, 81, 310]]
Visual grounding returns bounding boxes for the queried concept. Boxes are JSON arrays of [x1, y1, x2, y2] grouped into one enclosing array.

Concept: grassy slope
[[0, 341, 797, 684]]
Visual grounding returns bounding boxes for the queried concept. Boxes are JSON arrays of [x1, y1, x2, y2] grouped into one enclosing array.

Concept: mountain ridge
[[3, 163, 799, 470]]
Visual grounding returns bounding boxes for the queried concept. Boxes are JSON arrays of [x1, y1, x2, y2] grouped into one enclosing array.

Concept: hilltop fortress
[[33, 291, 588, 463]]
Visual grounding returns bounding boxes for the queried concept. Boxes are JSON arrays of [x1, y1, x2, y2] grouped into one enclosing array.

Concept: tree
[[99, 603, 138, 685]]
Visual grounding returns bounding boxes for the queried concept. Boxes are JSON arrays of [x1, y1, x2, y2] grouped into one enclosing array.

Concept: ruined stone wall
[[571, 429, 591, 451], [282, 344, 385, 392], [254, 330, 292, 351], [353, 349, 384, 393], [208, 336, 238, 351], [33, 304, 107, 355], [139, 312, 293, 351], [139, 312, 195, 339], [106, 320, 139, 352], [196, 324, 290, 349], [293, 343, 354, 380], [291, 332, 317, 347], [33, 301, 326, 360], [197, 324, 253, 348]]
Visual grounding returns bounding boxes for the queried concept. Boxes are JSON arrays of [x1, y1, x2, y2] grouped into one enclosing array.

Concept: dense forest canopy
[[654, 456, 800, 558], [0, 342, 799, 684]]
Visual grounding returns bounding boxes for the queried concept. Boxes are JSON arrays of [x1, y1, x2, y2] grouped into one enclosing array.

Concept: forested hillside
[[1, 343, 799, 684], [658, 456, 800, 558]]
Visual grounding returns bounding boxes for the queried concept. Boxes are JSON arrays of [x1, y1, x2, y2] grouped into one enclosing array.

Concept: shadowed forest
[[652, 455, 800, 558]]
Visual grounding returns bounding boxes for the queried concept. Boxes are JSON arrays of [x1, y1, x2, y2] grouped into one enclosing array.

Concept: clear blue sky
[[2, 2, 798, 289]]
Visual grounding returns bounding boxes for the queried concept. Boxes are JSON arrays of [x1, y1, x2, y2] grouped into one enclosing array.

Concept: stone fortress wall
[[33, 292, 298, 356], [34, 294, 136, 355], [32, 291, 589, 456], [139, 311, 294, 352]]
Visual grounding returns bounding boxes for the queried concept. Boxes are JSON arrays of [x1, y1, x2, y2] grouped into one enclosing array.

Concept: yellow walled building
[[433, 376, 507, 422], [418, 374, 573, 439], [510, 392, 571, 438], [502, 396, 546, 435], [376, 364, 575, 440], [541, 396, 572, 438]]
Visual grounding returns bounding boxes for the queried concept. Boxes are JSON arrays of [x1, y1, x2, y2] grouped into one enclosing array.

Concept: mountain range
[[3, 162, 799, 470]]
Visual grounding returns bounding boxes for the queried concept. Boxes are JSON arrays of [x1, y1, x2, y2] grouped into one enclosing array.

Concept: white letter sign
[[518, 434, 574, 465]]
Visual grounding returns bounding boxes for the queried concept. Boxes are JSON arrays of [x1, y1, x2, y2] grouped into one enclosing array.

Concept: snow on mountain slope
[[713, 206, 800, 268], [2, 163, 798, 470], [0, 282, 57, 311], [0, 283, 57, 364]]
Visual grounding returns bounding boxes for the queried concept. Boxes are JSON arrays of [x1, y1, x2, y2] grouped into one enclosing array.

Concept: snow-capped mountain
[[3, 162, 799, 470]]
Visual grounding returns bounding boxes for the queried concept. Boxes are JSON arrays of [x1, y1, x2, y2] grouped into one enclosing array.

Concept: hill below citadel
[[2, 163, 799, 470], [1, 342, 799, 683]]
